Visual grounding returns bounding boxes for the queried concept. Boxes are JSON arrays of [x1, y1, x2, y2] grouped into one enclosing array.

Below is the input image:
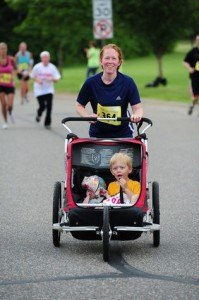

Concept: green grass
[[122, 52, 189, 102], [56, 41, 193, 103]]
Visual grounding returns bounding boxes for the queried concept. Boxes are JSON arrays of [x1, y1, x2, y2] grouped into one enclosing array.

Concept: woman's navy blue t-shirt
[[77, 72, 141, 138]]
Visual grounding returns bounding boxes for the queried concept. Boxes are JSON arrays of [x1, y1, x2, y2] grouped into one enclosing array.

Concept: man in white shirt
[[30, 51, 61, 128]]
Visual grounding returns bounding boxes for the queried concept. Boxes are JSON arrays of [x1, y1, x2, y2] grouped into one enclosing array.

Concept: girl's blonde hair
[[0, 42, 7, 50], [100, 43, 123, 70], [110, 152, 133, 169]]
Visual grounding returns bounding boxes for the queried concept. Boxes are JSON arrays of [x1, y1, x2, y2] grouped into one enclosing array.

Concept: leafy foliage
[[4, 0, 199, 71]]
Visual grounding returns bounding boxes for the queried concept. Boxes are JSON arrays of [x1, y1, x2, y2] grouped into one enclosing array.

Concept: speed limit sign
[[92, 0, 113, 39]]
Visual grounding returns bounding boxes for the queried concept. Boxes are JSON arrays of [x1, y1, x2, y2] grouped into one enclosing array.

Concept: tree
[[7, 0, 93, 67], [0, 0, 25, 54], [118, 0, 188, 82], [184, 0, 199, 42], [6, 0, 151, 66]]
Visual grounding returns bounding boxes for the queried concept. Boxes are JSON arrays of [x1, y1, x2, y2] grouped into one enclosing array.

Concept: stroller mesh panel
[[72, 142, 142, 169]]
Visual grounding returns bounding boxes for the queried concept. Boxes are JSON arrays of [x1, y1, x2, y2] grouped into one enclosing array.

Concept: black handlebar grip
[[61, 117, 97, 123], [61, 116, 153, 126]]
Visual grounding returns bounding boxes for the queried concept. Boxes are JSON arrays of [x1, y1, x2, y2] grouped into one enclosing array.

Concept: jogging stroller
[[52, 117, 160, 262]]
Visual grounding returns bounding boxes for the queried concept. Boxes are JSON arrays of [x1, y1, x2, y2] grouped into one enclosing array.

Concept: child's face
[[111, 161, 132, 181]]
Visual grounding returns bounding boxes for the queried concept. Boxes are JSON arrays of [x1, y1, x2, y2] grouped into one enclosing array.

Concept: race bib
[[97, 103, 121, 126], [0, 73, 12, 84], [195, 61, 199, 71], [106, 193, 131, 204], [18, 62, 28, 71]]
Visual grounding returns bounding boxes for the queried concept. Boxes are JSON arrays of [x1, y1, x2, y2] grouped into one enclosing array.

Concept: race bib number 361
[[97, 103, 121, 126]]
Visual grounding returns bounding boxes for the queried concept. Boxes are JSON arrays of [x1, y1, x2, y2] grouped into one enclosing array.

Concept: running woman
[[15, 42, 34, 104], [0, 42, 16, 129], [76, 43, 143, 138]]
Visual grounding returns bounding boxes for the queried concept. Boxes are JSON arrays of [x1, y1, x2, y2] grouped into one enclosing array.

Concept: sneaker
[[24, 95, 29, 103], [45, 125, 51, 130], [36, 115, 40, 122], [188, 105, 194, 115], [2, 123, 8, 129], [9, 113, 15, 124]]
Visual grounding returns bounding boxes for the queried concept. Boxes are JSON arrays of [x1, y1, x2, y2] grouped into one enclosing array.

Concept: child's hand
[[82, 190, 93, 203], [118, 178, 127, 190]]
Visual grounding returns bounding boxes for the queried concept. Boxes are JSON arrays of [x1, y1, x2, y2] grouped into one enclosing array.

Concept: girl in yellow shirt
[[105, 152, 140, 205]]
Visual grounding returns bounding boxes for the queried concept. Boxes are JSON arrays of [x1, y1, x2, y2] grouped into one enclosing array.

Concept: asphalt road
[[0, 92, 199, 300]]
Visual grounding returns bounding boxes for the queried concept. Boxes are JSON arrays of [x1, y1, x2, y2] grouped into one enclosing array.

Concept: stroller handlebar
[[61, 116, 153, 126]]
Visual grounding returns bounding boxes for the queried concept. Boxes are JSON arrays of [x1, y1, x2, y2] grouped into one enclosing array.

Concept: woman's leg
[[44, 93, 53, 126], [36, 95, 46, 121], [21, 79, 29, 101], [0, 92, 8, 123], [7, 92, 14, 114], [7, 92, 15, 123]]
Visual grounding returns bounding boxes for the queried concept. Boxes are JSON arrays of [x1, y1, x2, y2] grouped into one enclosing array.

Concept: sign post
[[92, 0, 113, 40]]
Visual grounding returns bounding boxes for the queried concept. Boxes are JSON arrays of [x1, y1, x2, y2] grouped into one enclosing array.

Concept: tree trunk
[[156, 55, 163, 78]]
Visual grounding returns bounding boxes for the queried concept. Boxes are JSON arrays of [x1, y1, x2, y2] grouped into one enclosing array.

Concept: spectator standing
[[84, 41, 100, 78]]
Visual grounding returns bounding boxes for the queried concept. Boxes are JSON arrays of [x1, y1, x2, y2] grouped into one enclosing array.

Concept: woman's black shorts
[[191, 76, 199, 97], [17, 73, 30, 81], [0, 86, 15, 94]]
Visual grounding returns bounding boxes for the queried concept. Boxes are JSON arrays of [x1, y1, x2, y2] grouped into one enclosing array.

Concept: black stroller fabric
[[68, 207, 143, 240]]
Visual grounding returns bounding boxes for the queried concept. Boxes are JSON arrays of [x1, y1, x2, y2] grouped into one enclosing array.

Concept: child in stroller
[[82, 175, 108, 204], [105, 152, 140, 205]]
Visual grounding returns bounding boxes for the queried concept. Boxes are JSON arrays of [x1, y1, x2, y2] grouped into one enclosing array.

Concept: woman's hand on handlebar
[[130, 114, 142, 123], [89, 113, 98, 124]]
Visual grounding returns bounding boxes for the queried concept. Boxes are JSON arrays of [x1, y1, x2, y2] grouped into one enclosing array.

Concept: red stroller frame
[[52, 117, 160, 262]]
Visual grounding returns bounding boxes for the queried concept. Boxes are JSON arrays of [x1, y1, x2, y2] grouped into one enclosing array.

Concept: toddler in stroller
[[82, 175, 108, 204]]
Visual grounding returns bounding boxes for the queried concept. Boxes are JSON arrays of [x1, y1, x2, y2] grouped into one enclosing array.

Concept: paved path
[[0, 92, 199, 299]]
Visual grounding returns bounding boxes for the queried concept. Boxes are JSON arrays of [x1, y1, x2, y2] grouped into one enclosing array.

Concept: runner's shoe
[[9, 112, 15, 124], [188, 105, 194, 115], [2, 123, 8, 129], [24, 95, 29, 102], [36, 115, 40, 122]]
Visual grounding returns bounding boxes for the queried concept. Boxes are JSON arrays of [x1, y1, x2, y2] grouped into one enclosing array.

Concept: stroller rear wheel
[[152, 181, 160, 247], [52, 181, 62, 247]]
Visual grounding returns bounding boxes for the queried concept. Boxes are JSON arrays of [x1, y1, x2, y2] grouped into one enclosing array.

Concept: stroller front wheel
[[102, 206, 110, 262]]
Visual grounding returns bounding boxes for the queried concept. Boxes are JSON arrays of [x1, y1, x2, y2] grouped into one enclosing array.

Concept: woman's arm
[[76, 102, 97, 118], [183, 61, 195, 74], [130, 103, 143, 123]]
